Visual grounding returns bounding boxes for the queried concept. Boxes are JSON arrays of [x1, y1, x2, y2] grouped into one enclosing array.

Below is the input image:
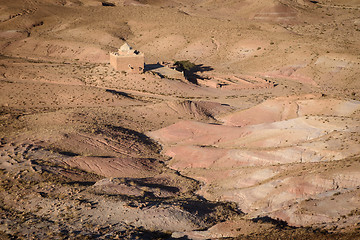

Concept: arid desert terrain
[[0, 0, 360, 239]]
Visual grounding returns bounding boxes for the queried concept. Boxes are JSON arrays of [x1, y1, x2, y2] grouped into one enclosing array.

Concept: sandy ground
[[0, 0, 360, 239]]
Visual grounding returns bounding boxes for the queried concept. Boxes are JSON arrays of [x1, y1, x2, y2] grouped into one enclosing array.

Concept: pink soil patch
[[64, 156, 157, 178], [220, 96, 360, 127], [148, 120, 241, 146], [166, 145, 228, 170], [264, 65, 318, 86], [253, 4, 297, 22], [148, 95, 360, 227]]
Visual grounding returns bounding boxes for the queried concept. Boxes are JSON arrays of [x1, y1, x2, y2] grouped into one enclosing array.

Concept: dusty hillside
[[0, 0, 359, 239]]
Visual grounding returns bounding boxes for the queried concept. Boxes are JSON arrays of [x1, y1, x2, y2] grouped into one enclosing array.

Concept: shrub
[[174, 60, 196, 72]]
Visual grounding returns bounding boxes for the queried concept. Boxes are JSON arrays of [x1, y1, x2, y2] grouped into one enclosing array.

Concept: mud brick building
[[110, 43, 144, 73]]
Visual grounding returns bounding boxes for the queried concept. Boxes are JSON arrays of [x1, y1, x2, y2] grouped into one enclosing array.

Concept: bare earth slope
[[149, 95, 360, 232], [0, 0, 360, 239]]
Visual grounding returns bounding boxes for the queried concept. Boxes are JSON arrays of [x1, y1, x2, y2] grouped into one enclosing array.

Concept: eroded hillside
[[0, 0, 359, 239]]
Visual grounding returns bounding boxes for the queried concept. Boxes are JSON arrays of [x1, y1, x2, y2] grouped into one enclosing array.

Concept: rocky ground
[[0, 0, 360, 239]]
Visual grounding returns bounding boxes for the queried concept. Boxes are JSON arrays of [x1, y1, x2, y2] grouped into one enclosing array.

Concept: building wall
[[109, 53, 144, 73]]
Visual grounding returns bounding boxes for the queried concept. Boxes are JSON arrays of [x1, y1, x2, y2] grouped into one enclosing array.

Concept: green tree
[[174, 60, 196, 72]]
